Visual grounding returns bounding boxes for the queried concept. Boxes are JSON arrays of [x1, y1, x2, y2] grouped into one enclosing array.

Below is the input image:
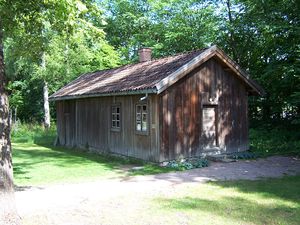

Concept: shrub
[[166, 158, 209, 170], [11, 121, 56, 145], [228, 151, 258, 160], [250, 127, 300, 156]]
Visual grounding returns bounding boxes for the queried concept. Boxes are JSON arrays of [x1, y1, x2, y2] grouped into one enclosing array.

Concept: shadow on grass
[[156, 176, 300, 225]]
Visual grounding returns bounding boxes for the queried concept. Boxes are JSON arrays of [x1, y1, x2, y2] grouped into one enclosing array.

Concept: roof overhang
[[49, 88, 157, 101], [155, 45, 265, 96]]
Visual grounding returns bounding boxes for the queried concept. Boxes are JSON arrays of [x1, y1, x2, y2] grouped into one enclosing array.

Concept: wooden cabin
[[50, 46, 264, 162]]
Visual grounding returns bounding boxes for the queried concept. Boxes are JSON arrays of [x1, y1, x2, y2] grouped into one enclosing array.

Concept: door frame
[[202, 104, 219, 148]]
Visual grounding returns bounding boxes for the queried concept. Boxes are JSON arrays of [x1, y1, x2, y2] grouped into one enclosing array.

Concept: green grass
[[152, 176, 300, 225], [12, 124, 300, 224], [12, 123, 173, 186]]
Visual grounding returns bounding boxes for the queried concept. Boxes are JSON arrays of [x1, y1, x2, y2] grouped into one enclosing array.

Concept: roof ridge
[[146, 48, 208, 63]]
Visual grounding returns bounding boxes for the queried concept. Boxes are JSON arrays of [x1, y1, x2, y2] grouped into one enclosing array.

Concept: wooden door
[[202, 106, 217, 148]]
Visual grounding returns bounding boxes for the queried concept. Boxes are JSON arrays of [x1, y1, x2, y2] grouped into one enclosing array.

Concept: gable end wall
[[159, 58, 249, 161]]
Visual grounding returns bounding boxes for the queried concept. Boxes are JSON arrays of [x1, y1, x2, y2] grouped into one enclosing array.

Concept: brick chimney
[[138, 48, 152, 62]]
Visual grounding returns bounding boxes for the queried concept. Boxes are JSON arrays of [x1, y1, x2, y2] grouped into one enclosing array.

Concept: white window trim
[[135, 103, 149, 135]]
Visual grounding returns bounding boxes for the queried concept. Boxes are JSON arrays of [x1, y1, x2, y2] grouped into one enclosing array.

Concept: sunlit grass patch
[[12, 141, 172, 186], [154, 176, 300, 225]]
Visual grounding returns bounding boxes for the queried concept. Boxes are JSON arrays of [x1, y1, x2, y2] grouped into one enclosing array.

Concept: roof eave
[[49, 88, 157, 101]]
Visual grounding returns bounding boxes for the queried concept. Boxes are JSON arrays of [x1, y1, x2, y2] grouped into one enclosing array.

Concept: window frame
[[111, 104, 121, 132], [135, 102, 149, 135]]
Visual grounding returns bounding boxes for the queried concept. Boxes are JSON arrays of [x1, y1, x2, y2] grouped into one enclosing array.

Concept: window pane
[[142, 113, 147, 122], [117, 107, 120, 113], [136, 122, 141, 131], [136, 113, 141, 121], [112, 121, 116, 127], [116, 121, 120, 128], [143, 105, 147, 112], [112, 107, 116, 113], [142, 122, 147, 131], [137, 105, 141, 113], [112, 114, 116, 120], [116, 114, 120, 120]]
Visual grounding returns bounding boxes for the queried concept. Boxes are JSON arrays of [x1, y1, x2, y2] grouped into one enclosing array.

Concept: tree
[[0, 15, 21, 225], [216, 0, 300, 124], [0, 0, 119, 223], [3, 0, 120, 123], [104, 0, 219, 62]]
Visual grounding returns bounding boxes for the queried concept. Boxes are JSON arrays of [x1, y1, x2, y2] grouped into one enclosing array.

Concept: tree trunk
[[0, 19, 20, 225], [225, 0, 240, 63], [41, 50, 50, 129], [43, 81, 50, 129]]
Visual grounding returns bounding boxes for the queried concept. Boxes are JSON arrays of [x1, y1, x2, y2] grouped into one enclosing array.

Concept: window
[[111, 105, 121, 130], [136, 104, 148, 132]]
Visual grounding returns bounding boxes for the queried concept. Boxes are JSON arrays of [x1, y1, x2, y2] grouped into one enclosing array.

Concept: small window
[[136, 104, 148, 133], [111, 105, 121, 130]]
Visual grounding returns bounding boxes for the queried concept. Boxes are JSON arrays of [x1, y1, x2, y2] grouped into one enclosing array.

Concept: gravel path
[[16, 156, 300, 225]]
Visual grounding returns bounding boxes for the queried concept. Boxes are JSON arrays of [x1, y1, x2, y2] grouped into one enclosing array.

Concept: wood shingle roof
[[50, 46, 264, 101]]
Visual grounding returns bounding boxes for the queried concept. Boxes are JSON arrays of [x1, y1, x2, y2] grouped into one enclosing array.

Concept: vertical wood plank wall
[[56, 94, 160, 162], [56, 57, 250, 162], [159, 57, 249, 161]]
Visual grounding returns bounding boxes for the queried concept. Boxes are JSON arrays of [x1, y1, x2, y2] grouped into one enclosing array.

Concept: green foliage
[[103, 0, 219, 62], [3, 0, 300, 129], [103, 0, 300, 127], [166, 158, 209, 170], [250, 127, 300, 156], [2, 0, 120, 122], [228, 151, 258, 160], [223, 0, 300, 124], [11, 122, 56, 144]]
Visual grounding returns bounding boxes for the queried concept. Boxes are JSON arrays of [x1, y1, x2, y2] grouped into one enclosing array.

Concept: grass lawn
[[12, 141, 172, 186], [12, 125, 300, 225], [150, 176, 300, 225]]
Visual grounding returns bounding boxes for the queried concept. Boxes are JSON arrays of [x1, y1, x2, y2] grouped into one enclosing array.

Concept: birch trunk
[[0, 19, 20, 225], [43, 81, 50, 129], [41, 50, 50, 129]]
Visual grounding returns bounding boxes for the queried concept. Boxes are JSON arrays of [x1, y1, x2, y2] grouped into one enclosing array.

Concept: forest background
[[3, 0, 299, 131]]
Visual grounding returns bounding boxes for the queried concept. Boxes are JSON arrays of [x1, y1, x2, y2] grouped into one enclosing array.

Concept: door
[[202, 106, 217, 148]]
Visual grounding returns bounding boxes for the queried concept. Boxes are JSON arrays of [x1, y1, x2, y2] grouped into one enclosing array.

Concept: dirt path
[[16, 156, 300, 225]]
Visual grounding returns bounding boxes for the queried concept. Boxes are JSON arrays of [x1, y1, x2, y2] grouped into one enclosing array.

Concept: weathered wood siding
[[56, 57, 250, 162], [159, 57, 249, 161], [56, 94, 160, 162]]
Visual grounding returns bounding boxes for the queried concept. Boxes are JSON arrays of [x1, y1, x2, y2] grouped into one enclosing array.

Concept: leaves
[[2, 0, 120, 121], [2, 0, 300, 125]]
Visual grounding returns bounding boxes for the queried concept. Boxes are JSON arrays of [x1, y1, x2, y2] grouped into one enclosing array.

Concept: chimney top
[[138, 48, 152, 62]]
